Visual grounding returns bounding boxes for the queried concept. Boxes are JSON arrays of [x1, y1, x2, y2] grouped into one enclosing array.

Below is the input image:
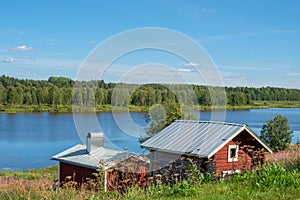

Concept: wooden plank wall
[[150, 151, 180, 172], [214, 130, 267, 176], [59, 162, 98, 185], [214, 140, 252, 176]]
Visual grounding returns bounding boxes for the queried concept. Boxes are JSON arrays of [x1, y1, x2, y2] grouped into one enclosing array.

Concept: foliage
[[234, 163, 300, 190], [0, 165, 57, 180], [144, 104, 167, 136], [1, 161, 300, 199], [260, 114, 293, 152], [1, 75, 300, 111], [143, 101, 198, 139]]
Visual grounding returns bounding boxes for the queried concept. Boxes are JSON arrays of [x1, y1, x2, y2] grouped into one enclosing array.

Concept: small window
[[228, 145, 238, 162]]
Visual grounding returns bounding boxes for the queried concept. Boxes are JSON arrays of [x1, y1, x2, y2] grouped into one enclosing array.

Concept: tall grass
[[1, 157, 300, 199], [233, 162, 300, 190]]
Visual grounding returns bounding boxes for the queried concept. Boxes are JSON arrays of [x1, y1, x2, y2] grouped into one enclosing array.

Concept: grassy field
[[1, 101, 300, 113], [0, 104, 146, 113], [1, 150, 300, 200], [0, 165, 58, 180]]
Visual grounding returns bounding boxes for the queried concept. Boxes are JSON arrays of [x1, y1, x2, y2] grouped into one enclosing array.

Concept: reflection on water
[[0, 108, 299, 170]]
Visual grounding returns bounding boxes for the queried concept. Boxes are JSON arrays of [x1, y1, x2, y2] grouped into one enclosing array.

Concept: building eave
[[206, 125, 273, 158], [54, 159, 100, 170], [244, 126, 273, 153], [207, 125, 246, 159], [143, 146, 207, 158]]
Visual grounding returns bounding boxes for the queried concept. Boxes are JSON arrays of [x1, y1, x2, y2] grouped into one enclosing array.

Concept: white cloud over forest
[[10, 45, 33, 52]]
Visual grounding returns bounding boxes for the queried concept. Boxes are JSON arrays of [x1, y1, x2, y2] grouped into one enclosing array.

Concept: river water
[[0, 108, 299, 171]]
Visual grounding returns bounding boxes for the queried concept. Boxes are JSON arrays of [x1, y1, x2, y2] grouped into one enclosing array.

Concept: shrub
[[260, 114, 293, 152], [234, 163, 300, 190]]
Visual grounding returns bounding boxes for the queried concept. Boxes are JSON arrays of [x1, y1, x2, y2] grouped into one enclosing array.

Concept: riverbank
[[0, 153, 299, 200], [0, 105, 145, 113], [1, 101, 300, 113]]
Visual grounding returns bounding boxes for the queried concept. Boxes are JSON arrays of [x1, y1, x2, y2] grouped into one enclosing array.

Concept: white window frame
[[222, 170, 241, 177], [228, 144, 239, 162]]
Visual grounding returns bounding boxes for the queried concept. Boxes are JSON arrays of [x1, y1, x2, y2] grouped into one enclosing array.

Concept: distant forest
[[0, 75, 300, 107]]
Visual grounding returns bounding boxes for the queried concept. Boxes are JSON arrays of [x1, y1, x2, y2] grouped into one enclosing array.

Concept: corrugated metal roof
[[51, 145, 140, 170], [141, 120, 247, 158]]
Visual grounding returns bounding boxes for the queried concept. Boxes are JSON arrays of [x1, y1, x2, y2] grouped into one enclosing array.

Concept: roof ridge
[[89, 146, 126, 154], [175, 119, 245, 126]]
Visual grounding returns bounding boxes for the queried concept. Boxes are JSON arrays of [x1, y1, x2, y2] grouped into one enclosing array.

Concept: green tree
[[36, 87, 48, 105], [229, 92, 246, 106], [144, 101, 197, 139], [62, 88, 72, 105], [7, 86, 18, 105], [48, 85, 62, 105], [72, 88, 83, 105], [23, 91, 32, 105], [0, 84, 7, 104], [95, 88, 105, 105], [260, 114, 293, 152], [144, 104, 167, 136]]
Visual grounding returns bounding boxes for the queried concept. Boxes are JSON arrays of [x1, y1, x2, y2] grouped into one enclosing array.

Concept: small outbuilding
[[141, 120, 272, 178], [51, 132, 148, 191]]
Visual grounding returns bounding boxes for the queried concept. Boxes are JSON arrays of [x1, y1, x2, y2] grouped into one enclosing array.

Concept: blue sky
[[0, 0, 300, 88]]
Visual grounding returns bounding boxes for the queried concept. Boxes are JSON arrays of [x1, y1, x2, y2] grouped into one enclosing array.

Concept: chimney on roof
[[86, 132, 104, 153]]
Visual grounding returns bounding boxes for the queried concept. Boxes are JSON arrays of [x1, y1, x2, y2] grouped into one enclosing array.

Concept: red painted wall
[[214, 140, 252, 176], [59, 159, 148, 191], [214, 130, 266, 176], [59, 162, 98, 185]]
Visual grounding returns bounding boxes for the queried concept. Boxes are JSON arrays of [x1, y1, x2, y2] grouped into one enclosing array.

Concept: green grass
[[250, 101, 300, 109], [123, 180, 299, 200], [1, 160, 300, 200], [0, 104, 147, 113], [1, 101, 300, 113], [201, 101, 300, 111], [0, 105, 72, 113], [0, 165, 58, 180]]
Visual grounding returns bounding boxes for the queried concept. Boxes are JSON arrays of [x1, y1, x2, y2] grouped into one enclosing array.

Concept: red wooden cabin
[[52, 132, 149, 191], [141, 120, 273, 177]]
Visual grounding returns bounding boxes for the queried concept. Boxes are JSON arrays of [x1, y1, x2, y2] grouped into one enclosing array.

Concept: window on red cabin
[[230, 148, 236, 158], [228, 145, 238, 162]]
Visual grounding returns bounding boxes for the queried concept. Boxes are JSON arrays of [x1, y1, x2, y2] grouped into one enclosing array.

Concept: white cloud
[[178, 68, 192, 72], [8, 29, 24, 35], [0, 57, 14, 63], [10, 45, 33, 52], [218, 65, 272, 71], [224, 74, 243, 79], [44, 39, 57, 45], [184, 62, 200, 67], [288, 73, 300, 76], [14, 56, 36, 61]]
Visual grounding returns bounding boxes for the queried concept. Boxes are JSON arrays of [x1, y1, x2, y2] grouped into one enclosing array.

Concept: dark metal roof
[[141, 120, 272, 158]]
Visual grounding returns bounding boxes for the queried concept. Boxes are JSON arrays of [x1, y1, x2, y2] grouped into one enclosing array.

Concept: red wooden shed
[[51, 132, 149, 191], [141, 120, 273, 177]]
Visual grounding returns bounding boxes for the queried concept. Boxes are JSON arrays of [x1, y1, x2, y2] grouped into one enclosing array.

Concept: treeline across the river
[[0, 75, 300, 109]]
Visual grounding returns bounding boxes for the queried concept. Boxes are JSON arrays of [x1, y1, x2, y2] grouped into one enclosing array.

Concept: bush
[[260, 114, 293, 152], [234, 163, 300, 190]]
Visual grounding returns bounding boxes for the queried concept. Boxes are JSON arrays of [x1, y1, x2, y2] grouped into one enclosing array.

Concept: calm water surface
[[0, 108, 299, 171]]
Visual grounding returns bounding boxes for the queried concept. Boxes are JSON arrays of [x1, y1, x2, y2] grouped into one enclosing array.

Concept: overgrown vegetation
[[0, 165, 57, 180], [1, 75, 300, 113], [260, 114, 293, 152], [1, 152, 300, 199]]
